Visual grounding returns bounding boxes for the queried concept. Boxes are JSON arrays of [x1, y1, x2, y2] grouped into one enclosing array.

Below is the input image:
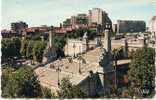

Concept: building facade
[[149, 16, 156, 37], [11, 21, 28, 33], [117, 20, 146, 33], [88, 8, 112, 30]]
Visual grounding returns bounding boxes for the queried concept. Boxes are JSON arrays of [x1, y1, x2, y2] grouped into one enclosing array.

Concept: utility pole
[[78, 55, 82, 74], [56, 57, 62, 86], [114, 55, 117, 89]]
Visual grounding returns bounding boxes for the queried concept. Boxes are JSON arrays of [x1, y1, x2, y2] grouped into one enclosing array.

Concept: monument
[[98, 23, 114, 95], [42, 27, 57, 63], [82, 32, 89, 51]]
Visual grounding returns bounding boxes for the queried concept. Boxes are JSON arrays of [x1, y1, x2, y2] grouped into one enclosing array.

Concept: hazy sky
[[2, 0, 156, 29]]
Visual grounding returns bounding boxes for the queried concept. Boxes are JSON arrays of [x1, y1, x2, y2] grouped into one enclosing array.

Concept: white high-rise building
[[88, 8, 112, 30], [149, 16, 156, 34], [88, 8, 105, 25]]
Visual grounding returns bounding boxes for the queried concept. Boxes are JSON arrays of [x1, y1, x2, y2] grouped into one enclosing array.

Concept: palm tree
[[112, 48, 121, 89]]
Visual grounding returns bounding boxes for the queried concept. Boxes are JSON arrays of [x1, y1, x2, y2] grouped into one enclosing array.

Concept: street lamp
[[56, 57, 62, 86], [73, 44, 76, 57], [78, 55, 82, 74]]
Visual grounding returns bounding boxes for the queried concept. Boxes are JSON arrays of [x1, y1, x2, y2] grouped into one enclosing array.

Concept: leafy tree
[[58, 77, 87, 98], [20, 39, 28, 58], [12, 37, 21, 57], [128, 47, 155, 98], [2, 65, 56, 98], [53, 36, 66, 57], [53, 36, 66, 49], [1, 37, 21, 63], [1, 66, 42, 98], [65, 29, 97, 40], [41, 87, 55, 98], [33, 41, 46, 62], [26, 40, 34, 63]]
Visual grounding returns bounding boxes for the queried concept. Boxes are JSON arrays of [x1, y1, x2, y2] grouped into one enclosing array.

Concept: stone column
[[49, 28, 54, 48], [104, 29, 111, 57]]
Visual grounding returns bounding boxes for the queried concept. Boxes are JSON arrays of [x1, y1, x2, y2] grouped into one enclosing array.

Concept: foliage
[[26, 40, 34, 59], [20, 38, 46, 63], [52, 36, 66, 57], [20, 39, 28, 58], [1, 66, 42, 98], [1, 65, 55, 98], [65, 29, 97, 40], [58, 77, 87, 98], [32, 41, 46, 62], [53, 36, 66, 49], [112, 32, 116, 37], [41, 87, 55, 98], [2, 37, 21, 59], [128, 47, 155, 97], [112, 47, 124, 60]]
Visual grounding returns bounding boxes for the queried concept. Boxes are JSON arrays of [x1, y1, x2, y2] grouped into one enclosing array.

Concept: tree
[[65, 29, 97, 40], [53, 36, 66, 57], [20, 39, 28, 58], [58, 77, 87, 98], [53, 36, 66, 49], [1, 65, 42, 98], [12, 37, 21, 57], [41, 87, 55, 98], [26, 40, 34, 63], [112, 47, 124, 91], [2, 37, 21, 63], [33, 41, 46, 63], [2, 65, 55, 98], [128, 47, 155, 98]]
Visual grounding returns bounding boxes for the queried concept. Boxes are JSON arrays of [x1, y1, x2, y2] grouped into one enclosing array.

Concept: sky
[[1, 0, 156, 29]]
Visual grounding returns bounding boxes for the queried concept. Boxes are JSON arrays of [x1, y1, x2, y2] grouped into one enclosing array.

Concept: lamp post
[[73, 44, 76, 57], [78, 55, 82, 74], [114, 55, 117, 90], [56, 57, 62, 86]]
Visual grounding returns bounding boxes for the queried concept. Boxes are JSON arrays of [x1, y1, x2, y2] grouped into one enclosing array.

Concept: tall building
[[112, 24, 117, 33], [11, 21, 28, 33], [149, 16, 156, 35], [117, 20, 146, 33], [88, 8, 112, 30]]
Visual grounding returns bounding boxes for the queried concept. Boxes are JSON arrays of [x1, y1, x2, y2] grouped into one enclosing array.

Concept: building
[[112, 24, 117, 33], [63, 13, 88, 29], [1, 29, 16, 38], [117, 20, 146, 33], [149, 16, 156, 37], [11, 21, 28, 33], [88, 8, 112, 30], [64, 33, 99, 57], [74, 14, 88, 28]]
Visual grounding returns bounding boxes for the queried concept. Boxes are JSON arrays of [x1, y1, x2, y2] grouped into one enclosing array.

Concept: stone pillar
[[49, 28, 54, 48], [104, 29, 111, 55], [83, 32, 89, 51], [49, 30, 52, 48]]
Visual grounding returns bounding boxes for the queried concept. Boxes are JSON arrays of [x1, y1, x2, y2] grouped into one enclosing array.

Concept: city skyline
[[2, 0, 156, 29]]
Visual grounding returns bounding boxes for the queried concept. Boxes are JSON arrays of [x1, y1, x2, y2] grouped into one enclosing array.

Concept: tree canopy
[[128, 47, 155, 97], [2, 37, 21, 59], [58, 77, 87, 98], [1, 66, 42, 98], [65, 29, 97, 40], [1, 65, 55, 98]]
